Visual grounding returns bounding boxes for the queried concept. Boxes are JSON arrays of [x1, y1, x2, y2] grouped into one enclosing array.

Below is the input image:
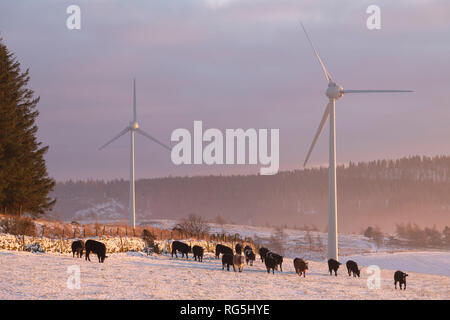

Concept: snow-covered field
[[345, 251, 450, 277], [0, 250, 448, 299]]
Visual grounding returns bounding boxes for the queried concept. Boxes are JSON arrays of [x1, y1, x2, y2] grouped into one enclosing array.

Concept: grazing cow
[[215, 244, 233, 259], [267, 252, 283, 271], [259, 247, 269, 263], [293, 258, 309, 278], [235, 243, 242, 255], [394, 271, 408, 290], [85, 240, 107, 263], [71, 240, 84, 258], [192, 245, 204, 262], [328, 258, 341, 276], [346, 260, 361, 277], [246, 251, 256, 266], [264, 256, 277, 274], [171, 241, 191, 259], [244, 247, 255, 266], [233, 254, 245, 272], [222, 253, 235, 271]]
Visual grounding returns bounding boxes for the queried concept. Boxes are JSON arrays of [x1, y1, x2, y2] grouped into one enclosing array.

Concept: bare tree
[[305, 230, 313, 250], [267, 226, 286, 255], [175, 213, 210, 236], [215, 215, 227, 226], [315, 234, 324, 252]]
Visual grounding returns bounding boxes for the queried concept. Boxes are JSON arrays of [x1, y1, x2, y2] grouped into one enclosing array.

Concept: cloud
[[0, 0, 448, 180]]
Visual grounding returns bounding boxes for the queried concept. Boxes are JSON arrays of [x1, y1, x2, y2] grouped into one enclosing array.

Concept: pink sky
[[0, 0, 449, 180]]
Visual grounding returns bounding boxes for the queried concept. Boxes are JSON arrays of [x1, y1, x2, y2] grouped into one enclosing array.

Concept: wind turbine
[[99, 79, 171, 228], [300, 23, 413, 261]]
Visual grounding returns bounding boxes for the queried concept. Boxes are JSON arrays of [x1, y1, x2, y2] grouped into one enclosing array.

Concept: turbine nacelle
[[326, 82, 344, 100], [130, 121, 139, 130]]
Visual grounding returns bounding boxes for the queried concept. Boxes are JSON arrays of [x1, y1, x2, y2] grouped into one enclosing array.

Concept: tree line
[[52, 155, 450, 232]]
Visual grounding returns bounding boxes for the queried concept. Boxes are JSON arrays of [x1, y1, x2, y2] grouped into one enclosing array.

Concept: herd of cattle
[[71, 239, 409, 290]]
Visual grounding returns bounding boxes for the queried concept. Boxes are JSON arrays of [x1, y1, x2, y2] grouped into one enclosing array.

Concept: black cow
[[215, 244, 233, 259], [259, 247, 269, 262], [293, 258, 308, 277], [171, 241, 191, 259], [244, 247, 255, 266], [246, 251, 255, 266], [267, 252, 283, 271], [264, 256, 277, 274], [85, 240, 107, 263], [328, 258, 341, 276], [222, 253, 235, 271], [71, 240, 85, 258], [346, 260, 361, 277], [394, 271, 408, 290], [192, 245, 204, 262], [235, 243, 242, 255]]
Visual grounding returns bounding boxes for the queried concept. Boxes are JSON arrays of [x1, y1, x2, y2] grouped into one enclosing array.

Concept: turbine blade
[[99, 127, 130, 150], [300, 22, 332, 83], [303, 101, 331, 167], [341, 89, 414, 94], [133, 78, 137, 122], [136, 128, 171, 151]]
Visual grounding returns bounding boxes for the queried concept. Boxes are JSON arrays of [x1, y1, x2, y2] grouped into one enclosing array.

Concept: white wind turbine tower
[[99, 79, 170, 228], [300, 23, 413, 261]]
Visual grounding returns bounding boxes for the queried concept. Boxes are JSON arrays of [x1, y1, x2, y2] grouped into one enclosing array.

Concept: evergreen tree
[[0, 38, 55, 216]]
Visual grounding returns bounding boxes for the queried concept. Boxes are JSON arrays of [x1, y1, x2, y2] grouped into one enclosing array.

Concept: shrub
[[142, 229, 156, 245], [26, 243, 45, 253], [363, 226, 384, 248], [0, 216, 37, 236], [174, 214, 210, 236]]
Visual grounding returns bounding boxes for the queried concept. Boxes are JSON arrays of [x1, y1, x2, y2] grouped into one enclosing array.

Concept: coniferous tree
[[0, 38, 55, 216]]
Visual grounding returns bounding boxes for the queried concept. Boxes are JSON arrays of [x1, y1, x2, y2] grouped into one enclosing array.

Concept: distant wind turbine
[[99, 79, 170, 228], [300, 23, 413, 261]]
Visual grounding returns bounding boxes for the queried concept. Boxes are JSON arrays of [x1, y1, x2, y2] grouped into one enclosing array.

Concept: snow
[[1, 219, 448, 299], [344, 251, 450, 277], [74, 199, 126, 222], [0, 249, 448, 299]]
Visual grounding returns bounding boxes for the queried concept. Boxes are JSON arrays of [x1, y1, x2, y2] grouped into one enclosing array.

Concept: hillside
[[51, 155, 450, 232]]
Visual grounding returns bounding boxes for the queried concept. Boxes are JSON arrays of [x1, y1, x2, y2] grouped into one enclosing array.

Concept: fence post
[[60, 236, 64, 253], [73, 228, 76, 239], [83, 227, 86, 238]]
